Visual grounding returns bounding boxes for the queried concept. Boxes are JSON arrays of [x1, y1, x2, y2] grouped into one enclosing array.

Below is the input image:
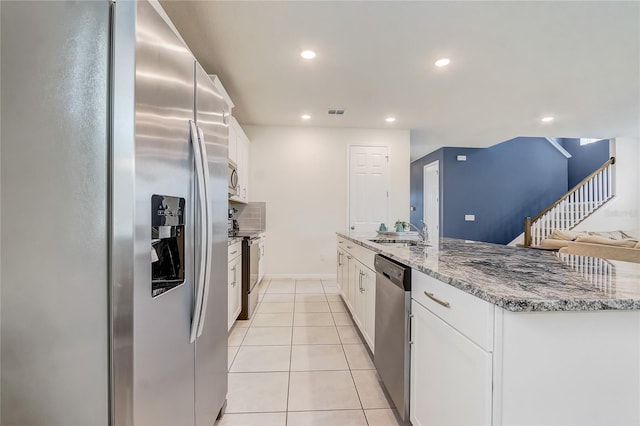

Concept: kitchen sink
[[369, 239, 422, 247]]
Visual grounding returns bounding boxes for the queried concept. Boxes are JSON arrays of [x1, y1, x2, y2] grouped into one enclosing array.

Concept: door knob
[[350, 226, 355, 230]]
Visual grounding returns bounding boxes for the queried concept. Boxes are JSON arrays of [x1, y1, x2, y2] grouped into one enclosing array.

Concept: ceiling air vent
[[328, 109, 345, 115]]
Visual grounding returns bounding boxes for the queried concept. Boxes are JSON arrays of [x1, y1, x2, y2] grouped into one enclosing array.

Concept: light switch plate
[[465, 214, 475, 221]]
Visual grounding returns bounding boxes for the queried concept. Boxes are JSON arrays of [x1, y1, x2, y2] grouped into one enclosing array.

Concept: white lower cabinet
[[336, 237, 376, 352], [257, 238, 265, 284], [227, 242, 242, 331], [410, 269, 640, 426], [353, 263, 375, 349], [336, 248, 347, 294], [410, 299, 492, 426], [346, 255, 357, 312], [363, 267, 376, 349]]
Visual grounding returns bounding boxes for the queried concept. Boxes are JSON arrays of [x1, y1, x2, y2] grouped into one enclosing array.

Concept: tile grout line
[[284, 280, 298, 425], [329, 281, 371, 426]]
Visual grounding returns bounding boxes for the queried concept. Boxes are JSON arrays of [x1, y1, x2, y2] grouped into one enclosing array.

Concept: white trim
[[423, 160, 440, 244], [545, 137, 572, 158], [265, 273, 337, 281]]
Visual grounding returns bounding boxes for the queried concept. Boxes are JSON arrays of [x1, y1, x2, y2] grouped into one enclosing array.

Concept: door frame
[[423, 160, 440, 244]]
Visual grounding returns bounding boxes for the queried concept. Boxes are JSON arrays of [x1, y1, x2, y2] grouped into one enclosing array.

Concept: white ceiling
[[160, 1, 640, 160]]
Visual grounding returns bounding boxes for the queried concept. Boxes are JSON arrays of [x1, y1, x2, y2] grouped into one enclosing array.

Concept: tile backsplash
[[236, 202, 266, 231]]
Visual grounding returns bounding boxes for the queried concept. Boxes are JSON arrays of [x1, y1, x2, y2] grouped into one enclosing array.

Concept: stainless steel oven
[[239, 235, 263, 319], [228, 160, 238, 197]]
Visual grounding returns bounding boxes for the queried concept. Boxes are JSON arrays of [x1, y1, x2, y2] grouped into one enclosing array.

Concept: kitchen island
[[336, 232, 640, 426]]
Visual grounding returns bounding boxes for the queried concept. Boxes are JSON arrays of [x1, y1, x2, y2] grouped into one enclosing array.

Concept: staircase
[[523, 157, 616, 247]]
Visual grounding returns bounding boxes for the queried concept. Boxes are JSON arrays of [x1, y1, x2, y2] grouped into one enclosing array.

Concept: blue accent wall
[[410, 137, 569, 245], [559, 138, 610, 188]]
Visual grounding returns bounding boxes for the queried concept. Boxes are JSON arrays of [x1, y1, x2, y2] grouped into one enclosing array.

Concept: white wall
[[574, 137, 640, 236], [244, 125, 410, 277]]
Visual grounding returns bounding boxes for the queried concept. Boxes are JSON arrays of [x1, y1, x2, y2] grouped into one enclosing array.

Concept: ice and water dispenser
[[151, 195, 185, 297]]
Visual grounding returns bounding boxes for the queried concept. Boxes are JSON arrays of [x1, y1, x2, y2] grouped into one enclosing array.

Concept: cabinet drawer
[[338, 237, 374, 271], [228, 241, 242, 261], [412, 271, 494, 351]]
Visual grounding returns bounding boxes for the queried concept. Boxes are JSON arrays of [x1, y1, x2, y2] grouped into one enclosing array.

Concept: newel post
[[524, 217, 532, 247]]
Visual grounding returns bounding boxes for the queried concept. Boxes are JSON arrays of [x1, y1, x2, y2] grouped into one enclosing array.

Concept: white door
[[410, 300, 492, 426], [349, 146, 389, 232], [423, 161, 439, 245]]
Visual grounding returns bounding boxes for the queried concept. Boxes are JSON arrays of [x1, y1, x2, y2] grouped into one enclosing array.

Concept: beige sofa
[[540, 230, 640, 263]]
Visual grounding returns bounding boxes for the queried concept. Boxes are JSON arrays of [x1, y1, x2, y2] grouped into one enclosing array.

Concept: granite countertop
[[228, 236, 243, 245], [337, 232, 640, 312]]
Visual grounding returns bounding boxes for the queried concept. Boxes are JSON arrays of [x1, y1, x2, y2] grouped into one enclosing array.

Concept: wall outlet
[[464, 214, 475, 221], [457, 155, 467, 161]]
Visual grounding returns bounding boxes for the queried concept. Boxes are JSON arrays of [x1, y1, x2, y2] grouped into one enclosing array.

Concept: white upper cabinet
[[229, 116, 250, 203], [228, 118, 238, 165]]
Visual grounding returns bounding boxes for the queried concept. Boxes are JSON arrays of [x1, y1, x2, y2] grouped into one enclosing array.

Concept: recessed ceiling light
[[385, 117, 396, 123], [301, 114, 311, 120], [541, 116, 554, 123], [300, 50, 316, 59], [435, 58, 451, 67]]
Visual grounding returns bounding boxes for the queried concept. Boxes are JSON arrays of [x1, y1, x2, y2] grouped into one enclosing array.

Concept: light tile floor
[[220, 278, 408, 426]]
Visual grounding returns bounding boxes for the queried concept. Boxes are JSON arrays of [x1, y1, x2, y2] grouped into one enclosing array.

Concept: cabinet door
[[346, 256, 357, 311], [353, 265, 366, 330], [410, 300, 492, 426], [228, 256, 242, 330], [228, 119, 238, 164], [240, 136, 249, 202], [258, 241, 265, 284], [336, 249, 345, 294], [235, 135, 245, 201], [363, 267, 376, 350]]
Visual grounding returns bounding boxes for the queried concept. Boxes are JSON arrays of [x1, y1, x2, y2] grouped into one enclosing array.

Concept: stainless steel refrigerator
[[1, 1, 229, 425]]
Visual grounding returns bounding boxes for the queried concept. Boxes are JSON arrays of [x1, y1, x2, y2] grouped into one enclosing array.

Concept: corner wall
[[411, 137, 570, 245], [560, 138, 610, 188], [245, 125, 410, 277], [573, 137, 640, 236]]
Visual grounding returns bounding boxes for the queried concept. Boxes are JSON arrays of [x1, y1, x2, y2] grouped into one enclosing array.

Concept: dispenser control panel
[[151, 195, 185, 297]]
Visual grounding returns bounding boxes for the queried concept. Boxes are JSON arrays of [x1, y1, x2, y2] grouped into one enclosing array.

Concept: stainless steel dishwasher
[[374, 254, 412, 421]]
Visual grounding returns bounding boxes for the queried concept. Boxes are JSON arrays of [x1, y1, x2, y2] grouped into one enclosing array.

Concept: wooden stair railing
[[524, 157, 616, 247]]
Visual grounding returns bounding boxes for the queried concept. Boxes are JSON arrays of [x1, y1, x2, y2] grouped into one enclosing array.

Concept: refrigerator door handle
[[189, 120, 207, 343], [195, 126, 213, 339]]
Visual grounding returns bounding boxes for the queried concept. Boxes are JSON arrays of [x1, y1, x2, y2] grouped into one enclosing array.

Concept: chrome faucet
[[408, 221, 429, 246]]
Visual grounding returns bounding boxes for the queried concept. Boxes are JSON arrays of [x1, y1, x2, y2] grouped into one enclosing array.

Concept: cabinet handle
[[359, 271, 364, 292], [230, 250, 238, 255], [408, 313, 414, 345], [231, 266, 237, 287], [424, 291, 450, 308]]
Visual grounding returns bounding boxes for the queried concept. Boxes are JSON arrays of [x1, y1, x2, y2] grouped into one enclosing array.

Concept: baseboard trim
[[265, 273, 337, 281]]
